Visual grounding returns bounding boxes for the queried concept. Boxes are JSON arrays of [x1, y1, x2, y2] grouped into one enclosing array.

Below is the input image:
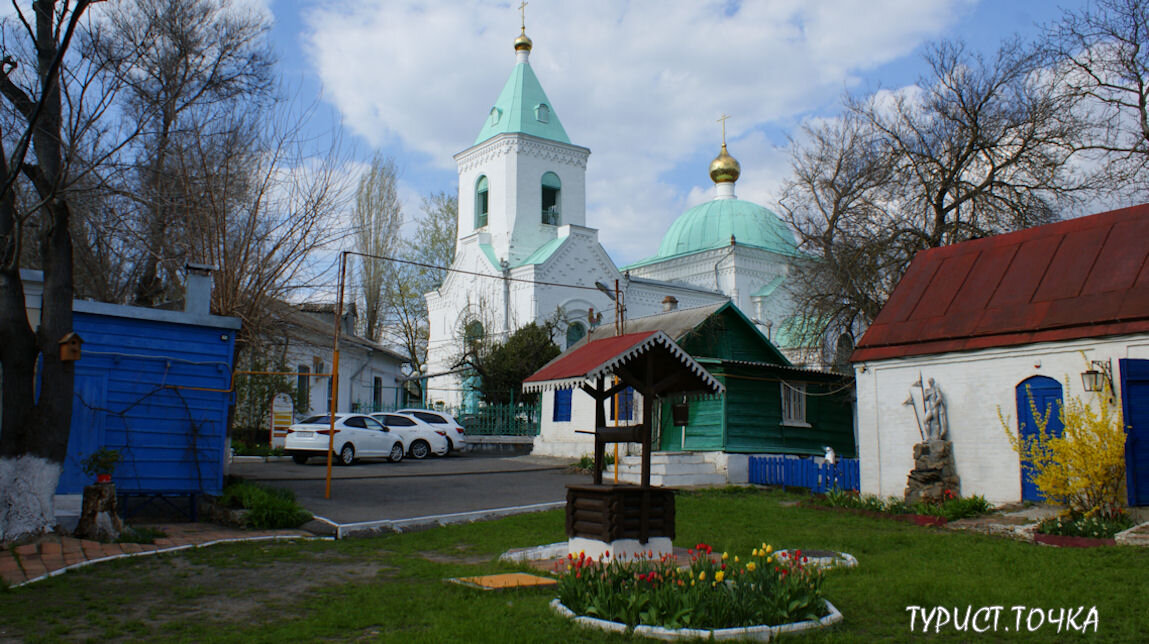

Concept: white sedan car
[[370, 412, 449, 459], [285, 413, 406, 466], [395, 408, 468, 453]]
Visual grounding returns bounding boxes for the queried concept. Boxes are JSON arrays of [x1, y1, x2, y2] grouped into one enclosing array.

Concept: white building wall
[[532, 386, 645, 458], [854, 333, 1149, 505]]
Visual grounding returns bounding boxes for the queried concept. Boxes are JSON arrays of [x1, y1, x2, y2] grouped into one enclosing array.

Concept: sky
[[260, 0, 1090, 267]]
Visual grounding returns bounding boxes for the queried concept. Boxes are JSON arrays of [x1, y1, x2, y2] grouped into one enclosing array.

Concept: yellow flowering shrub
[[1000, 376, 1125, 516]]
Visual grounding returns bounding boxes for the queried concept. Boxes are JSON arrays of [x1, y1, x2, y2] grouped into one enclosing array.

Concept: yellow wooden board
[[450, 572, 558, 590]]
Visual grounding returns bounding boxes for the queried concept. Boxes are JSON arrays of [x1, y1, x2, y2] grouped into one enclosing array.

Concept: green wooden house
[[582, 302, 855, 457]]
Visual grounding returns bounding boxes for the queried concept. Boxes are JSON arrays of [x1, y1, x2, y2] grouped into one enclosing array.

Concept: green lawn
[[1, 487, 1145, 642]]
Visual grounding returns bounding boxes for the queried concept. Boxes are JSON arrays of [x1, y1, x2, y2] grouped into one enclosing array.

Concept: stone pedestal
[[74, 482, 123, 541], [904, 440, 960, 506]]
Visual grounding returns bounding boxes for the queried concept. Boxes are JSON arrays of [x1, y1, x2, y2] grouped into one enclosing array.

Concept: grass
[[0, 487, 1145, 642]]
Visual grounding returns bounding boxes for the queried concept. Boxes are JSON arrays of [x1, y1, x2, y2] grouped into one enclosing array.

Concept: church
[[423, 26, 809, 411]]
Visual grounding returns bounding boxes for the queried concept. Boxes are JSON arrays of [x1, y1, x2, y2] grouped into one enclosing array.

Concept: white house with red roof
[[851, 205, 1149, 506]]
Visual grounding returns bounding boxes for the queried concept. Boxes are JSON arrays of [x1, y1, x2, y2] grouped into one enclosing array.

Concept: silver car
[[371, 412, 450, 459], [396, 408, 468, 453]]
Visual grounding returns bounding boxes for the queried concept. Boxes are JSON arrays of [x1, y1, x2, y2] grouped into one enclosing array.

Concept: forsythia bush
[[1001, 378, 1125, 516]]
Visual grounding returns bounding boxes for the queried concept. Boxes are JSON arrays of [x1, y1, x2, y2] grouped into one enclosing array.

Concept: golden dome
[[514, 31, 533, 52], [709, 143, 741, 183]]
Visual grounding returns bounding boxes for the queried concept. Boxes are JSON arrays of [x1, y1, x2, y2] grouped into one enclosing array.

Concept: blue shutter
[[553, 389, 572, 422], [610, 387, 634, 421]]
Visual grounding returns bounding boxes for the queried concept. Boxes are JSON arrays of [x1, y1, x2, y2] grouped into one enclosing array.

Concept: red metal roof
[[852, 204, 1149, 362], [522, 330, 724, 395]]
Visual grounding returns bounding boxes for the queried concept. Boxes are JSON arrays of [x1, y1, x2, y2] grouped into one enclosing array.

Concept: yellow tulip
[[765, 545, 773, 554], [746, 562, 756, 572], [699, 571, 706, 581], [715, 570, 725, 582]]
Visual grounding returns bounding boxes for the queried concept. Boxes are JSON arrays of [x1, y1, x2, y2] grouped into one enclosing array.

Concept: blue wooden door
[[1016, 376, 1064, 502], [1120, 359, 1149, 506]]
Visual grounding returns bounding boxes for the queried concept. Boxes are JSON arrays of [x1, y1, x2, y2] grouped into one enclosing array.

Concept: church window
[[488, 107, 501, 126], [464, 320, 484, 348], [535, 103, 550, 123], [565, 321, 586, 348], [553, 389, 572, 422], [781, 382, 808, 426], [475, 176, 489, 228], [541, 171, 561, 225]]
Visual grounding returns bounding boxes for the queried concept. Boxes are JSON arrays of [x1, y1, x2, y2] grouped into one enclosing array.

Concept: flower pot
[[97, 474, 112, 483]]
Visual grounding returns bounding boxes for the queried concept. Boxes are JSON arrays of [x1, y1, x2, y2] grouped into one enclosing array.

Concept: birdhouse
[[671, 402, 690, 426], [59, 332, 83, 361]]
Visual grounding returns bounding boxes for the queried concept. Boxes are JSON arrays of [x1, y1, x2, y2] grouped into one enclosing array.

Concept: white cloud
[[300, 0, 970, 264]]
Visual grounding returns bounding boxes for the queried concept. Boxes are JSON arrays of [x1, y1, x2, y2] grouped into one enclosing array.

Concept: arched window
[[464, 320, 484, 346], [475, 176, 489, 228], [535, 103, 550, 123], [541, 171, 561, 225], [566, 321, 586, 348]]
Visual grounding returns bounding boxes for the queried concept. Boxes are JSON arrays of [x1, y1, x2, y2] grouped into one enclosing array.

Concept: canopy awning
[[522, 330, 724, 397]]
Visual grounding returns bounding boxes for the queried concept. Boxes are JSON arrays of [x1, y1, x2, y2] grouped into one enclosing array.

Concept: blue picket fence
[[747, 456, 860, 493]]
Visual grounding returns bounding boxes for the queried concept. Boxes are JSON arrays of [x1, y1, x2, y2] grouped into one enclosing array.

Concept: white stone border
[[550, 598, 843, 641], [775, 549, 858, 570]]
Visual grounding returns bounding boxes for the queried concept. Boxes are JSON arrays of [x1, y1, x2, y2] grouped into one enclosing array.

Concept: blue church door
[[1120, 359, 1149, 506], [1016, 376, 1064, 502]]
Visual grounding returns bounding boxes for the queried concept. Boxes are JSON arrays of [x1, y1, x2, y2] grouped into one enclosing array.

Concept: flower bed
[[812, 488, 993, 523], [552, 543, 836, 633], [1033, 533, 1116, 548]]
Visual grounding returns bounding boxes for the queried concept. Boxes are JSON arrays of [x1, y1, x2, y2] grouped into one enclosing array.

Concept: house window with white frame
[[781, 382, 808, 426]]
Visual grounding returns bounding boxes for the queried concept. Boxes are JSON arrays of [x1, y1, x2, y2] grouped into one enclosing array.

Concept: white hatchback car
[[370, 412, 449, 459], [395, 408, 468, 453], [285, 413, 406, 466]]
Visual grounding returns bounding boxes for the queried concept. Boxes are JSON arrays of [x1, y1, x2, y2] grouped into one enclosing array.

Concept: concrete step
[[619, 452, 708, 466], [616, 461, 718, 476], [615, 470, 728, 487]]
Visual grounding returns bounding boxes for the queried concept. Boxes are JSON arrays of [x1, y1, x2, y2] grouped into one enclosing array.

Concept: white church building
[[423, 27, 810, 411]]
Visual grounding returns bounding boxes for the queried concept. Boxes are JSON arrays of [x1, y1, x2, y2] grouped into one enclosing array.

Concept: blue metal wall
[[58, 311, 236, 495]]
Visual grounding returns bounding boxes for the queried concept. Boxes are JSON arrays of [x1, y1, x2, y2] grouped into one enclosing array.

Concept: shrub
[[816, 488, 992, 521], [554, 542, 827, 630], [1037, 510, 1134, 539], [571, 453, 615, 472], [1001, 374, 1126, 517], [219, 481, 311, 529]]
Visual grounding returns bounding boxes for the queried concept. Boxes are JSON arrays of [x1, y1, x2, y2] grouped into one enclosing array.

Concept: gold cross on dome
[[717, 113, 730, 145], [519, 1, 528, 32]]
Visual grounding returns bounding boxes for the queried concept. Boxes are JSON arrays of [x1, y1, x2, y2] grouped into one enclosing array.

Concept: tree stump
[[904, 440, 960, 506], [74, 482, 123, 541]]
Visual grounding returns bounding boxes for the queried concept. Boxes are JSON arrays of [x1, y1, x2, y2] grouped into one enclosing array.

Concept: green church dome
[[654, 198, 799, 259]]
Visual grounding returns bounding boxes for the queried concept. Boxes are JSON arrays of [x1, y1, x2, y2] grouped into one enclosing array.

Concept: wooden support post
[[593, 376, 606, 485]]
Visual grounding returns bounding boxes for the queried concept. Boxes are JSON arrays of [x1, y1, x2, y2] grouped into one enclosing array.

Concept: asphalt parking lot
[[229, 453, 586, 536]]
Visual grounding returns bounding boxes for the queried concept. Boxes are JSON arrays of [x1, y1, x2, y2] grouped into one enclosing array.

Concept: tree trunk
[[74, 482, 123, 541]]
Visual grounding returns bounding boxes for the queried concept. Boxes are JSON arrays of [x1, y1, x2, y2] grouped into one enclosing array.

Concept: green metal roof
[[516, 236, 565, 266], [753, 275, 786, 298], [474, 61, 570, 145], [623, 198, 799, 270]]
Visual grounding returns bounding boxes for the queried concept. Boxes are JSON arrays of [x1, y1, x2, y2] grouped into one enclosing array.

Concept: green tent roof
[[474, 61, 570, 146]]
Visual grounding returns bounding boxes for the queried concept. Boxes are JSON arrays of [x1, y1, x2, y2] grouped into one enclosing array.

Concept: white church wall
[[854, 333, 1147, 505]]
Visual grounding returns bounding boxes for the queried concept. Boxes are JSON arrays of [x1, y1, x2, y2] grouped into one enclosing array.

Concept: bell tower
[[453, 23, 590, 267]]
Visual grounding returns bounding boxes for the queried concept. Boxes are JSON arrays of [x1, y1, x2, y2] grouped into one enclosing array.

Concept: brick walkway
[[1, 523, 317, 588]]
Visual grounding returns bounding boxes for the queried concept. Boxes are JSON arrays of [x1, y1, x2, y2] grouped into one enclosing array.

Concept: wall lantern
[[671, 401, 690, 426], [59, 332, 83, 362], [1081, 359, 1114, 396]]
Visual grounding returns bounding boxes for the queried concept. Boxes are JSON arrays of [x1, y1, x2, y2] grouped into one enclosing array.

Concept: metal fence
[[350, 401, 542, 436], [747, 455, 860, 493]]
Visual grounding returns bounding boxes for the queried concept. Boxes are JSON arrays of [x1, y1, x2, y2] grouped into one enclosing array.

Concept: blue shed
[[58, 298, 240, 496]]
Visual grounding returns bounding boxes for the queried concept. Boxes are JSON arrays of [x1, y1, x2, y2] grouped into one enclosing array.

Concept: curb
[[10, 533, 330, 589]]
